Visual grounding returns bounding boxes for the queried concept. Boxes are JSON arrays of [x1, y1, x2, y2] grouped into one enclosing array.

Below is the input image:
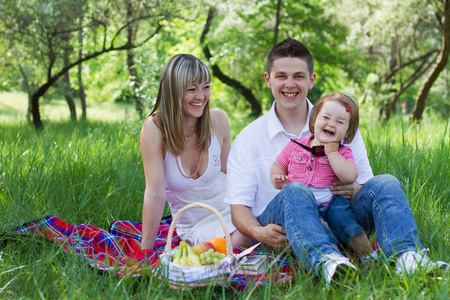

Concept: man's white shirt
[[224, 100, 373, 218]]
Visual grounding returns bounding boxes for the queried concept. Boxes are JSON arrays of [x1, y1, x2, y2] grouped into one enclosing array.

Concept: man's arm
[[230, 204, 288, 251]]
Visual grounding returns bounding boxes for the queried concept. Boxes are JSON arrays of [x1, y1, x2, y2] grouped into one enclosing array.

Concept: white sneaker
[[395, 249, 449, 277], [321, 253, 357, 284]]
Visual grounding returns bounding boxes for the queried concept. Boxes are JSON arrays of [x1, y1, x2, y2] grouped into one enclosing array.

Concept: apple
[[192, 242, 215, 256]]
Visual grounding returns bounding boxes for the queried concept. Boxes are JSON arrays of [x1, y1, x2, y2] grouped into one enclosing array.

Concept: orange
[[209, 237, 227, 255]]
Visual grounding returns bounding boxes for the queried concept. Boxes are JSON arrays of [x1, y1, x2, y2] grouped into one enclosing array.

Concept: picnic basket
[[158, 202, 236, 290]]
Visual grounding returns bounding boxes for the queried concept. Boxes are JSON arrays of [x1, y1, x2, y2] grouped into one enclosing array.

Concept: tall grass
[[1, 96, 449, 298]]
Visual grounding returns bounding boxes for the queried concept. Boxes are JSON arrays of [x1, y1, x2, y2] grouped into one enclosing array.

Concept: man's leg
[[350, 174, 448, 275], [257, 181, 345, 273], [350, 174, 423, 257]]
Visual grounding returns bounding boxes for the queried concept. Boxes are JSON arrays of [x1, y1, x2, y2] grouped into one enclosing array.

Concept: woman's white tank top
[[163, 131, 236, 244]]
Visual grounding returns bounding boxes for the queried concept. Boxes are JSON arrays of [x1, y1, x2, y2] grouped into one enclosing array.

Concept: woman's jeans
[[257, 174, 424, 272]]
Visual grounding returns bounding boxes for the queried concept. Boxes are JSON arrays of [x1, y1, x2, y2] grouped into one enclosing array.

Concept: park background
[[1, 0, 450, 298]]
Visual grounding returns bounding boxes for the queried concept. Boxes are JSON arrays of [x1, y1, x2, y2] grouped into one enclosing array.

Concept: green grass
[[1, 93, 449, 299]]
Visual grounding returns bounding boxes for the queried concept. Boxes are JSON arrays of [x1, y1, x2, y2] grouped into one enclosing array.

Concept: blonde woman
[[140, 54, 248, 250]]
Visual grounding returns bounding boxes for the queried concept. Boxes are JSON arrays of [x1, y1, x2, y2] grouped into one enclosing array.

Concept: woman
[[140, 54, 249, 250]]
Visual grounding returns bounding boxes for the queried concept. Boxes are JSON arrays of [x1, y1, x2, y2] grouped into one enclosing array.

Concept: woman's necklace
[[176, 128, 202, 179], [176, 151, 203, 179], [184, 128, 198, 138]]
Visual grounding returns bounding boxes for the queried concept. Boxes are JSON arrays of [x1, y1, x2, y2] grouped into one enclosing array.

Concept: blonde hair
[[150, 54, 212, 156], [309, 92, 359, 144]]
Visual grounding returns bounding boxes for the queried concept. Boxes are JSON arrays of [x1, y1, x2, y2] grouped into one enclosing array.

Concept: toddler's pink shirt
[[276, 134, 355, 188]]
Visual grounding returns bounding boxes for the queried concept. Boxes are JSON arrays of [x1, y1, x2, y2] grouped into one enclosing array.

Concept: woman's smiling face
[[182, 81, 211, 119]]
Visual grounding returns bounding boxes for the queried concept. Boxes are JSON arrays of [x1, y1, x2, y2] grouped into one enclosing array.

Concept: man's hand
[[330, 181, 361, 200], [231, 204, 290, 252], [255, 224, 289, 252]]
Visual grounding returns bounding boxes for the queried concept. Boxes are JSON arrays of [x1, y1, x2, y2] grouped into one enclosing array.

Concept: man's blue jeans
[[257, 174, 423, 272], [350, 174, 423, 258]]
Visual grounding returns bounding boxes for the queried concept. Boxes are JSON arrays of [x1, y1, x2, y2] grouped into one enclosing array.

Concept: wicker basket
[[159, 202, 236, 290]]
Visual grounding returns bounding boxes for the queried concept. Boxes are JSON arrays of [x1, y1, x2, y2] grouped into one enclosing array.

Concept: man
[[224, 38, 448, 284]]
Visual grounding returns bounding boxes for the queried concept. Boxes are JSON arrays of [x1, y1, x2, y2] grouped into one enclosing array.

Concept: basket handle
[[163, 202, 233, 256]]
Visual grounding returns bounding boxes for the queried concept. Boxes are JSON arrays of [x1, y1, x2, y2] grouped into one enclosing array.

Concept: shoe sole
[[330, 264, 357, 285]]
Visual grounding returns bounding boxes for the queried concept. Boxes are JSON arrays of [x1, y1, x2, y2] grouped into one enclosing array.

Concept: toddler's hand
[[324, 142, 340, 155], [271, 174, 289, 189]]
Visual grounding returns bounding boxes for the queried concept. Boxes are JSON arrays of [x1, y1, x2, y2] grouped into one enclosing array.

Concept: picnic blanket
[[12, 216, 297, 291]]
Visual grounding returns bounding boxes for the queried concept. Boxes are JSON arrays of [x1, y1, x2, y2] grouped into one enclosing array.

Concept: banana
[[172, 245, 182, 264], [185, 242, 202, 267], [178, 241, 189, 266], [174, 241, 202, 267]]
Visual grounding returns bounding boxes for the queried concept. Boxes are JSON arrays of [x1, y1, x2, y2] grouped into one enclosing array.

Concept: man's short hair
[[266, 38, 314, 76]]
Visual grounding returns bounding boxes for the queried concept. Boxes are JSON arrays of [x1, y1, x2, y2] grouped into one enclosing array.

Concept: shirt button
[[325, 158, 328, 162], [308, 167, 312, 171], [298, 157, 302, 161], [311, 157, 315, 161]]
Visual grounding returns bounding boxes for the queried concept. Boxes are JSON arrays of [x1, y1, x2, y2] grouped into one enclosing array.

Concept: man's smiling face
[[264, 57, 316, 112]]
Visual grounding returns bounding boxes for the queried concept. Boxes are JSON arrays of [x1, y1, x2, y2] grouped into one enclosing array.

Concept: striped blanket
[[13, 216, 297, 291]]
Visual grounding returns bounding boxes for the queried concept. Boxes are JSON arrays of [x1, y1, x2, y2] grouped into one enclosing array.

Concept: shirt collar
[[267, 99, 314, 140]]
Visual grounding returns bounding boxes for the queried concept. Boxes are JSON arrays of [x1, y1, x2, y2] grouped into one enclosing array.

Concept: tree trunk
[[63, 53, 77, 121], [412, 0, 450, 121], [78, 13, 87, 121], [31, 82, 53, 130], [381, 39, 399, 120], [126, 0, 143, 118]]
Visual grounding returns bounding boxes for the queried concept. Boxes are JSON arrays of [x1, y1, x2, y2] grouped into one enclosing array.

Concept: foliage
[[338, 0, 449, 118], [1, 0, 450, 126], [0, 0, 179, 128]]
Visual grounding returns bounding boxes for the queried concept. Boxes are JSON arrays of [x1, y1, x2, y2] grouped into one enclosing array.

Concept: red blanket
[[13, 216, 297, 291]]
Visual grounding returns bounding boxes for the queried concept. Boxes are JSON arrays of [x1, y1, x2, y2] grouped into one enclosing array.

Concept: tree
[[339, 0, 445, 120], [200, 6, 261, 117], [77, 9, 87, 121], [1, 0, 175, 130], [125, 0, 144, 118], [412, 0, 450, 121], [197, 0, 352, 114]]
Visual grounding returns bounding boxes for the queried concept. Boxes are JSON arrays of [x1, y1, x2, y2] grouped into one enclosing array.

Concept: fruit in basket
[[172, 241, 202, 267], [172, 244, 183, 264], [178, 242, 189, 266], [199, 248, 227, 265], [192, 242, 215, 256], [185, 242, 202, 266], [209, 237, 227, 255]]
